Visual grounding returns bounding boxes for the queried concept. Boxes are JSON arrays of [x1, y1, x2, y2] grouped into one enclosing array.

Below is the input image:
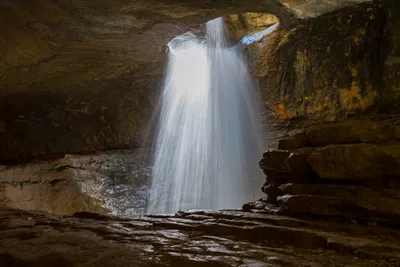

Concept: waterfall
[[147, 18, 265, 214]]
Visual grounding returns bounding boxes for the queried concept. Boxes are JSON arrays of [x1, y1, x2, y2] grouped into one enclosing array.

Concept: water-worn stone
[[307, 143, 400, 179], [0, 150, 150, 216], [0, 206, 399, 267]]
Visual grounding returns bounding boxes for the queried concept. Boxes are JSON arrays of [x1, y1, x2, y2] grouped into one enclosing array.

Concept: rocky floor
[[0, 206, 399, 267], [0, 150, 151, 216], [1, 115, 400, 266], [250, 115, 400, 226]]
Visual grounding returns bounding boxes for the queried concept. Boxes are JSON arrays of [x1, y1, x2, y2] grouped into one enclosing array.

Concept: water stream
[[147, 18, 267, 214]]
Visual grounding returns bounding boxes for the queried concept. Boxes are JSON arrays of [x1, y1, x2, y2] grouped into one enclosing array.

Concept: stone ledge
[[0, 207, 399, 266]]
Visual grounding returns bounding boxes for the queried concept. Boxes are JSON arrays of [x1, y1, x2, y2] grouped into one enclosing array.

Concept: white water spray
[[147, 18, 266, 214]]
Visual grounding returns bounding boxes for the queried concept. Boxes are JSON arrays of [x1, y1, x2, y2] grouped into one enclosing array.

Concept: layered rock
[[0, 206, 399, 266], [254, 115, 400, 227]]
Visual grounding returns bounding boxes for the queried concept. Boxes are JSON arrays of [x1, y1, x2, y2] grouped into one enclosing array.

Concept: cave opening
[[0, 13, 280, 218], [2, 1, 400, 265]]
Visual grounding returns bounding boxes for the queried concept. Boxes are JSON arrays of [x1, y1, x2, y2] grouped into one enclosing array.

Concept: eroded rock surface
[[255, 115, 400, 226], [255, 0, 400, 128], [0, 150, 150, 216], [0, 0, 378, 161], [0, 206, 399, 267]]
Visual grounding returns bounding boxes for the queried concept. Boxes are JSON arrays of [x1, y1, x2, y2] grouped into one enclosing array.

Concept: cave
[[1, 0, 400, 266]]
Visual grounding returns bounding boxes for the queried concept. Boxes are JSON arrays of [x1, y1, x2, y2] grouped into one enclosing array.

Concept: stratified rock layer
[[256, 115, 400, 226], [307, 143, 400, 179], [0, 206, 399, 267]]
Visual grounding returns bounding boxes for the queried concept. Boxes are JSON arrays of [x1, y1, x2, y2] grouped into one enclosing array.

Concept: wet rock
[[307, 143, 400, 179], [0, 207, 399, 267], [0, 150, 150, 216], [0, 179, 107, 216], [242, 198, 268, 211]]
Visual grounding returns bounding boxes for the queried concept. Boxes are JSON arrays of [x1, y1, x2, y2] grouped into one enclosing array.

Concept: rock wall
[[0, 0, 372, 162], [0, 73, 160, 162], [249, 114, 400, 227], [0, 150, 150, 216], [255, 0, 400, 127], [223, 13, 279, 43]]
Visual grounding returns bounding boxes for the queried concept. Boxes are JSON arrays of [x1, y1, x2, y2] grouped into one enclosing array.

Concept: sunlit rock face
[[223, 13, 279, 43], [253, 0, 400, 130], [280, 0, 370, 18]]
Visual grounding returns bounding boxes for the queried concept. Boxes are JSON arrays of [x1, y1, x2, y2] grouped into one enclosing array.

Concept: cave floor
[[0, 206, 399, 267]]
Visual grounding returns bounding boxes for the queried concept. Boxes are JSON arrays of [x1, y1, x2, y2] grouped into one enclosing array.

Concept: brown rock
[[307, 143, 400, 179], [255, 1, 400, 127], [277, 194, 400, 220], [279, 183, 400, 199], [278, 133, 309, 150], [259, 150, 291, 172], [262, 182, 282, 203], [1, 206, 399, 267], [395, 125, 400, 140], [260, 147, 316, 174], [305, 119, 395, 146], [286, 147, 315, 173], [0, 150, 150, 216], [0, 180, 107, 216], [263, 171, 290, 183]]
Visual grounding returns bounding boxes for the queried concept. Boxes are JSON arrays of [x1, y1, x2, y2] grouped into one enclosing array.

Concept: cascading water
[[147, 18, 266, 214]]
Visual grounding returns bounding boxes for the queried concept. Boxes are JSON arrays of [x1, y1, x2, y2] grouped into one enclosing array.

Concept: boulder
[[262, 182, 282, 203], [259, 150, 291, 172], [307, 143, 400, 179], [260, 147, 316, 174]]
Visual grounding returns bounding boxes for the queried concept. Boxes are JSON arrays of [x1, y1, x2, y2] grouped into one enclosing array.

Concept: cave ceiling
[[0, 0, 370, 96]]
